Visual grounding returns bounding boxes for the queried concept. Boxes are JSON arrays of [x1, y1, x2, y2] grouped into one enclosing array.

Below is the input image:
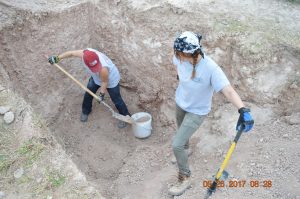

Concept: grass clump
[[47, 169, 66, 188], [17, 140, 45, 166]]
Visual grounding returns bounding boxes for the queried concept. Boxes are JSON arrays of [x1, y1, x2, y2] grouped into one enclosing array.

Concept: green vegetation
[[17, 175, 33, 185], [0, 154, 12, 173], [32, 113, 49, 129], [0, 135, 45, 175], [18, 140, 45, 166], [0, 122, 16, 174], [47, 170, 66, 188], [0, 89, 100, 198]]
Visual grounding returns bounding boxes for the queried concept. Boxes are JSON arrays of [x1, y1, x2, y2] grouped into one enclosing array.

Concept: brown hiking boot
[[168, 173, 191, 196]]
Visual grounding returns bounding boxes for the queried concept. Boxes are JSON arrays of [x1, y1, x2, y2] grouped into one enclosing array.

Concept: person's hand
[[97, 92, 105, 103], [236, 107, 254, 132], [48, 55, 60, 64]]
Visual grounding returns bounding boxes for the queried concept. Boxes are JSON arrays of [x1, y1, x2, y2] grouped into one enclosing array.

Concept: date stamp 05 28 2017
[[203, 180, 273, 188]]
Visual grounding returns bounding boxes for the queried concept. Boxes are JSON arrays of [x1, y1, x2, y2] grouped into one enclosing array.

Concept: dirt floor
[[0, 0, 300, 198]]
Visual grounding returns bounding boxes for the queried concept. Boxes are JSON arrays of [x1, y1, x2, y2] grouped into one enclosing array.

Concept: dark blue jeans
[[82, 77, 130, 116]]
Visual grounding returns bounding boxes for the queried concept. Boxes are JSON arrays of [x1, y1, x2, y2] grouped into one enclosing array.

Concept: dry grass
[[0, 88, 101, 199]]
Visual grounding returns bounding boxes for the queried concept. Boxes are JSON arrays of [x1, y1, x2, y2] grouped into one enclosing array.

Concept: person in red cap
[[48, 48, 130, 128]]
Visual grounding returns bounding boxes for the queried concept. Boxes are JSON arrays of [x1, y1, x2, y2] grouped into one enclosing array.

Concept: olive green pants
[[172, 104, 206, 176]]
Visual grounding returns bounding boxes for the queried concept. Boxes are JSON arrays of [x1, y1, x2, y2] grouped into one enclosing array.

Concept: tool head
[[205, 185, 216, 199], [112, 112, 134, 124], [219, 170, 229, 180], [212, 170, 229, 181], [205, 170, 229, 199]]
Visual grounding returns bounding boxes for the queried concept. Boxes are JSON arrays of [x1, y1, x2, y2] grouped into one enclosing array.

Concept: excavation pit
[[1, 0, 300, 198]]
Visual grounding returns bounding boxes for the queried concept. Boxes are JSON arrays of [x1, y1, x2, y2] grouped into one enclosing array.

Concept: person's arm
[[58, 50, 84, 60], [221, 84, 254, 132], [221, 84, 245, 109], [175, 65, 179, 80], [48, 50, 83, 64], [172, 54, 179, 80], [99, 67, 109, 94]]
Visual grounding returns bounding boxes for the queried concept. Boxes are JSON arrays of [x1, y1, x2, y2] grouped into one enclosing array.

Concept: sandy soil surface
[[0, 0, 300, 198]]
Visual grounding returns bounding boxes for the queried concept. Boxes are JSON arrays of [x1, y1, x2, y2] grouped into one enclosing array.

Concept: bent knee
[[172, 141, 184, 152]]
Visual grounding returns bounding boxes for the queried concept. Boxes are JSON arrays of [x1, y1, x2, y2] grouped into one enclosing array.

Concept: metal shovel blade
[[211, 169, 229, 181], [204, 170, 229, 199], [219, 170, 229, 181], [112, 112, 134, 124]]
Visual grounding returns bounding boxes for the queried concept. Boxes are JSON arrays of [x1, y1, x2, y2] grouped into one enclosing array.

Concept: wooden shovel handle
[[52, 63, 100, 100]]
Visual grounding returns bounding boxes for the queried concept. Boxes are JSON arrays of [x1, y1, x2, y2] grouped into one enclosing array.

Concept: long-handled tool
[[204, 128, 244, 199], [46, 57, 134, 124]]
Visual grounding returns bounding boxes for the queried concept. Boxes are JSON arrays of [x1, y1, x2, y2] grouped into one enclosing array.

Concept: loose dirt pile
[[0, 0, 300, 198]]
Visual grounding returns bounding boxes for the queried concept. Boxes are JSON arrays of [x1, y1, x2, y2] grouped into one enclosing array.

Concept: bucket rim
[[131, 112, 152, 120]]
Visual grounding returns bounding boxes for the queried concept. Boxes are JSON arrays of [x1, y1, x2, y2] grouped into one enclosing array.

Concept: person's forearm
[[99, 68, 109, 94], [222, 85, 245, 109], [58, 51, 74, 60], [100, 82, 108, 94], [58, 50, 83, 60]]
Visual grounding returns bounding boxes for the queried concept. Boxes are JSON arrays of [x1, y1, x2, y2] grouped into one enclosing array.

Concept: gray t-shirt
[[82, 48, 120, 88], [173, 55, 230, 115]]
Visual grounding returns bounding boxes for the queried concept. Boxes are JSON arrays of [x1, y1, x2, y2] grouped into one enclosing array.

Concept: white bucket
[[131, 112, 152, 138]]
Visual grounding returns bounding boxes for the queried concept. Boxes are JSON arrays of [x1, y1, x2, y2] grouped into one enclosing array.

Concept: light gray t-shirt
[[82, 48, 120, 88], [173, 55, 230, 115]]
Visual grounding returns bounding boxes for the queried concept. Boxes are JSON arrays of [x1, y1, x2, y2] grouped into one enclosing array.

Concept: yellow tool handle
[[216, 142, 236, 179]]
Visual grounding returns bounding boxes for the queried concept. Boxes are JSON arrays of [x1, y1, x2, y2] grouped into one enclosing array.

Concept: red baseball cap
[[83, 50, 102, 73]]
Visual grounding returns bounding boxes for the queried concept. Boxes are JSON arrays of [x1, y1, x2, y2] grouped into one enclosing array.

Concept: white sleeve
[[172, 55, 179, 66], [211, 67, 230, 92]]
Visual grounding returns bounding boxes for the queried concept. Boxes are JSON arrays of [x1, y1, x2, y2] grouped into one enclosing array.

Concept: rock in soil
[[0, 106, 11, 114], [4, 111, 14, 124]]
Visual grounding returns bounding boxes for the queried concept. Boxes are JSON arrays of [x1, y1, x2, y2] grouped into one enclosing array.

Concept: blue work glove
[[97, 92, 105, 103], [48, 55, 60, 64], [236, 107, 254, 132]]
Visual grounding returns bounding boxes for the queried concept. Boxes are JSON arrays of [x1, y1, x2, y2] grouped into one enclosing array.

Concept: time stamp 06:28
[[203, 180, 272, 188]]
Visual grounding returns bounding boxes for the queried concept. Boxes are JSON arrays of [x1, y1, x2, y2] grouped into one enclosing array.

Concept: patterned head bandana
[[174, 31, 202, 54]]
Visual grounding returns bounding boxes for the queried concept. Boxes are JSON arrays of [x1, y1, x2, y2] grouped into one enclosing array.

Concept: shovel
[[46, 57, 134, 124], [204, 128, 244, 199]]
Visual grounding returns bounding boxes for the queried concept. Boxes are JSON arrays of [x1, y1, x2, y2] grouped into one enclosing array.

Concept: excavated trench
[[0, 2, 187, 197], [1, 0, 300, 198]]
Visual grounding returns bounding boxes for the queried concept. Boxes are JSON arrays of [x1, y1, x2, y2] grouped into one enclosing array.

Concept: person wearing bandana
[[169, 31, 254, 196], [48, 48, 130, 128]]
